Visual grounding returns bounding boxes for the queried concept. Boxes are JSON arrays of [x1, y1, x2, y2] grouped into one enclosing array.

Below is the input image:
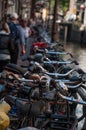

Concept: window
[[76, 0, 85, 3]]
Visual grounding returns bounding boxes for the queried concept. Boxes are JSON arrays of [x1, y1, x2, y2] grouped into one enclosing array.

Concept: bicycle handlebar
[[35, 47, 73, 57], [4, 71, 86, 106], [59, 92, 86, 106], [35, 62, 76, 77], [43, 60, 74, 65], [42, 55, 79, 65], [41, 80, 86, 106], [45, 69, 75, 77], [35, 62, 47, 72]]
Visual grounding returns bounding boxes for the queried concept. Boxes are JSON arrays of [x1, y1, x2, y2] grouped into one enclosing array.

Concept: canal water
[[64, 42, 86, 130], [64, 42, 86, 72]]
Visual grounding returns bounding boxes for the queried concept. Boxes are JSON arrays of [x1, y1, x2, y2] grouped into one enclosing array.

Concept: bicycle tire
[[77, 87, 86, 130]]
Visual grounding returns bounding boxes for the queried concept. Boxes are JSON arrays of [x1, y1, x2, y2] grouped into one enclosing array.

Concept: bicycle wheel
[[77, 87, 86, 130]]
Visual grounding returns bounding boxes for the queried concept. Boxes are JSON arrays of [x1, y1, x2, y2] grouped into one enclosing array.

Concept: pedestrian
[[0, 23, 15, 72], [8, 12, 21, 64], [80, 24, 85, 44], [28, 18, 36, 27], [18, 18, 32, 56]]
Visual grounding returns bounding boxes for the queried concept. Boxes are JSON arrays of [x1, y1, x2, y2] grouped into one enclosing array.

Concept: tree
[[51, 0, 58, 41], [50, 0, 69, 13], [30, 0, 36, 19]]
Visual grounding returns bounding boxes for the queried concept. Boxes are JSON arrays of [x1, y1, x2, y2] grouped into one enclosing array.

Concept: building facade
[[69, 0, 77, 14], [0, 0, 31, 21], [69, 0, 86, 24]]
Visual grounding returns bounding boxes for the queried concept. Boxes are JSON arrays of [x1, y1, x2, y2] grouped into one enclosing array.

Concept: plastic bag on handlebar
[[0, 112, 10, 130], [0, 101, 11, 114]]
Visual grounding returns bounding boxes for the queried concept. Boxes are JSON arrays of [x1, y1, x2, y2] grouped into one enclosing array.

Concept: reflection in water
[[64, 42, 86, 72]]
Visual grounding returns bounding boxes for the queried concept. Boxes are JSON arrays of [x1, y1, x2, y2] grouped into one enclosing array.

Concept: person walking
[[8, 12, 25, 64], [18, 19, 32, 56], [0, 23, 15, 72]]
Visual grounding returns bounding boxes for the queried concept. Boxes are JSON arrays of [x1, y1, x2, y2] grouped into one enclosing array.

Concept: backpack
[[8, 22, 19, 43]]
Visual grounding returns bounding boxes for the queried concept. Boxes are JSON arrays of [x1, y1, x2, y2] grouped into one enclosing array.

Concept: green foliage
[[50, 0, 69, 13], [36, 0, 69, 13], [59, 0, 69, 13], [50, 0, 55, 8], [48, 0, 54, 11]]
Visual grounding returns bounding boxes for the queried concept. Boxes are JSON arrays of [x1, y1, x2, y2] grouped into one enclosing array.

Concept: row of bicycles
[[0, 25, 86, 130]]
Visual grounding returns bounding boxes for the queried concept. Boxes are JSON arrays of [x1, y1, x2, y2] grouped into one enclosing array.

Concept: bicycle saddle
[[17, 99, 45, 116], [6, 95, 31, 114], [6, 96, 45, 115], [22, 54, 43, 63], [4, 63, 26, 75], [21, 86, 31, 95]]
